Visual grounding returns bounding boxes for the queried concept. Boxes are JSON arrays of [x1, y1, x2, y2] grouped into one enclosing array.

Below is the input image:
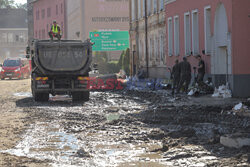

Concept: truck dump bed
[[33, 40, 92, 74]]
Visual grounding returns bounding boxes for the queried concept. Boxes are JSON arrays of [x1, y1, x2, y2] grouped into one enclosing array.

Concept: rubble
[[212, 84, 232, 98], [232, 102, 250, 117], [220, 133, 250, 148]]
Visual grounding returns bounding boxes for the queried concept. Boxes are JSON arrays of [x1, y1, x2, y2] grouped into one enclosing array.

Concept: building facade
[[66, 0, 130, 61], [130, 0, 166, 77], [66, 0, 129, 40], [165, 0, 250, 97], [0, 9, 28, 62], [33, 0, 66, 39]]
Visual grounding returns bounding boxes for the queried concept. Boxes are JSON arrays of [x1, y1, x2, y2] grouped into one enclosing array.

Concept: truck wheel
[[72, 92, 83, 102], [83, 91, 90, 101], [34, 92, 49, 102]]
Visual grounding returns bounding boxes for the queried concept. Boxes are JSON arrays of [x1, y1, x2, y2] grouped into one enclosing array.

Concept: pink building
[[33, 0, 66, 39], [165, 0, 250, 97]]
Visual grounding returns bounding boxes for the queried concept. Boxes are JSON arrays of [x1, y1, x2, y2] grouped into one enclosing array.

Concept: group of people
[[171, 55, 205, 95]]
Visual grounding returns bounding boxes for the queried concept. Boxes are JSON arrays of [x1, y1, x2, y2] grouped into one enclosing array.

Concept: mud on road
[[0, 79, 249, 167]]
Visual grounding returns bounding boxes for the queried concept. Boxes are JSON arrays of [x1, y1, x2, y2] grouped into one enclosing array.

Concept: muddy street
[[0, 79, 249, 167]]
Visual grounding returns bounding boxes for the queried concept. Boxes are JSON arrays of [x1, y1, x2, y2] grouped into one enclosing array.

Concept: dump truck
[[26, 40, 92, 102]]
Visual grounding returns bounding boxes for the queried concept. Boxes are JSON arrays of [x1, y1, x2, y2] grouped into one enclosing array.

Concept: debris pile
[[232, 102, 250, 117], [212, 84, 232, 98], [188, 81, 214, 96]]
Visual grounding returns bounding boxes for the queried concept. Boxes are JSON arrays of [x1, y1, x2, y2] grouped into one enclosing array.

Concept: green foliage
[[15, 2, 27, 10], [0, 0, 27, 9], [0, 0, 14, 8], [122, 49, 130, 75], [92, 49, 130, 75]]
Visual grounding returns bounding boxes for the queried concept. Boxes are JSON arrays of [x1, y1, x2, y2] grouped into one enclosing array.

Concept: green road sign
[[90, 31, 129, 51]]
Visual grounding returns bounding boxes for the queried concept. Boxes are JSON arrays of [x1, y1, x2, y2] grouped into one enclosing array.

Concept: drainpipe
[[226, 47, 229, 86], [144, 0, 149, 78]]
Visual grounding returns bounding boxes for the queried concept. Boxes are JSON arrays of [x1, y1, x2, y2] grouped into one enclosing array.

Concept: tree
[[0, 0, 15, 8], [15, 3, 27, 10], [0, 0, 27, 10]]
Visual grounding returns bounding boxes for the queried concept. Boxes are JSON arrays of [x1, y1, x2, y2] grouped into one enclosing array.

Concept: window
[[7, 33, 14, 43], [61, 22, 64, 33], [204, 6, 211, 54], [153, 0, 157, 13], [39, 30, 41, 39], [41, 9, 45, 19], [131, 0, 135, 21], [160, 35, 165, 62], [144, 38, 146, 61], [184, 12, 191, 55], [0, 33, 7, 42], [47, 24, 49, 33], [35, 31, 37, 38], [192, 10, 199, 55], [42, 29, 45, 39], [174, 16, 180, 56], [56, 5, 58, 15], [142, 0, 145, 17], [47, 8, 51, 17], [16, 35, 19, 42], [61, 3, 63, 14], [154, 36, 158, 60], [152, 37, 155, 60], [138, 0, 141, 18], [168, 17, 173, 56], [139, 40, 144, 61], [160, 0, 164, 11], [147, 0, 151, 15], [19, 33, 24, 42], [36, 10, 40, 20], [149, 38, 153, 60]]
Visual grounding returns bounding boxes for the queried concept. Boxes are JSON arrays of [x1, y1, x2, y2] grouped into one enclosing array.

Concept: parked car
[[1, 58, 30, 80]]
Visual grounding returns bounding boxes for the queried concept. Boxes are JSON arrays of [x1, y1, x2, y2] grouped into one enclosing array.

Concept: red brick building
[[33, 0, 66, 39], [165, 0, 250, 97]]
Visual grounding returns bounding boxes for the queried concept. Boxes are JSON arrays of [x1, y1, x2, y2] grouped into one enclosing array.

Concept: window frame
[[192, 9, 199, 56], [174, 15, 180, 56], [168, 17, 173, 57], [184, 12, 191, 56], [204, 5, 211, 55]]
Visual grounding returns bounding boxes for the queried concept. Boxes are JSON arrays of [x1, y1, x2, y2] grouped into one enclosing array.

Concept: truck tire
[[34, 92, 49, 102], [72, 92, 89, 102], [72, 92, 83, 102], [82, 91, 90, 101]]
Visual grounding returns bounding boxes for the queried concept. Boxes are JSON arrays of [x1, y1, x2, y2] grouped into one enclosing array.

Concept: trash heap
[[125, 77, 171, 91], [188, 80, 214, 96], [212, 84, 232, 98], [232, 101, 250, 117]]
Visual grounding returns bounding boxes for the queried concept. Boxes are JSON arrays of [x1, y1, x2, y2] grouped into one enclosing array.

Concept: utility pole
[[144, 0, 149, 78]]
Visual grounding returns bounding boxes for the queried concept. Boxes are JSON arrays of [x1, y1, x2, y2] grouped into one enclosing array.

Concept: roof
[[0, 8, 28, 29]]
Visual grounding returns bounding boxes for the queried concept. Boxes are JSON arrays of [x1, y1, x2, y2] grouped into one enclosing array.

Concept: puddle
[[13, 92, 32, 97], [0, 122, 83, 167]]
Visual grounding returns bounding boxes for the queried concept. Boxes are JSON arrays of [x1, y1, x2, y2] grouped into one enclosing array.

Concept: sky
[[14, 0, 27, 5]]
